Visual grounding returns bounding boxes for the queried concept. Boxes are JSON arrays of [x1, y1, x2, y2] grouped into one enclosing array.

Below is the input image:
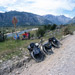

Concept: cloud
[[0, 0, 17, 6], [0, 0, 75, 17]]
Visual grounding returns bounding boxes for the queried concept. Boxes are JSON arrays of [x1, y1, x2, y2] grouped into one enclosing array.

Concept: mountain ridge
[[0, 11, 52, 26], [44, 14, 71, 25], [0, 11, 74, 26], [67, 17, 75, 24]]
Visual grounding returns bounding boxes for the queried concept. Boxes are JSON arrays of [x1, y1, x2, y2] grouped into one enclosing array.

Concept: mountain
[[44, 15, 71, 25], [0, 11, 52, 26], [67, 17, 75, 24], [0, 11, 72, 26]]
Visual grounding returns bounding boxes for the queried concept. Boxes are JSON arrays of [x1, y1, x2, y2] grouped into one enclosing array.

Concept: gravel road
[[9, 34, 75, 75]]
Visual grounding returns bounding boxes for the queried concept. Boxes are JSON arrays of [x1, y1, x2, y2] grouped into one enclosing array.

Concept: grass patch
[[0, 38, 40, 61]]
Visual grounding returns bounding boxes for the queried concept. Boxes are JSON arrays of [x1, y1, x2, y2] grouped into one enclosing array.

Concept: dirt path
[[9, 34, 75, 75]]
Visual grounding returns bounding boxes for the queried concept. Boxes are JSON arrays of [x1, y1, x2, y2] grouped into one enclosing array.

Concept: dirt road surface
[[10, 34, 75, 75]]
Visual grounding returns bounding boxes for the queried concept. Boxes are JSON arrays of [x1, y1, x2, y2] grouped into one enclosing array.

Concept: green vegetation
[[43, 24, 57, 30], [0, 39, 40, 61], [63, 27, 73, 35], [36, 24, 57, 37], [36, 28, 45, 37]]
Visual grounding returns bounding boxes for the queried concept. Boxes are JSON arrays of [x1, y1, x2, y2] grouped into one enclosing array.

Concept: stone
[[0, 60, 3, 63], [16, 71, 20, 74]]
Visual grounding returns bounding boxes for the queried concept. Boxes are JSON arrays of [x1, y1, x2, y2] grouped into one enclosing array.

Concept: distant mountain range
[[44, 15, 71, 25], [0, 11, 74, 26], [67, 17, 75, 24], [0, 11, 52, 26]]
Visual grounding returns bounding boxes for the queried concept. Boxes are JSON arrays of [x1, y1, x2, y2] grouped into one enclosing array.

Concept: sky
[[0, 0, 75, 18]]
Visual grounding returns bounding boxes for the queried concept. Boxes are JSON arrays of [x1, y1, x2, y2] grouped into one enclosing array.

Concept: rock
[[16, 61, 24, 68], [16, 71, 20, 74], [19, 48, 22, 50], [0, 60, 3, 63]]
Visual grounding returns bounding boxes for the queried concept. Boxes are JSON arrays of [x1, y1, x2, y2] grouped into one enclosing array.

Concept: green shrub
[[63, 27, 73, 35], [43, 24, 52, 30], [36, 28, 45, 37], [51, 24, 57, 30]]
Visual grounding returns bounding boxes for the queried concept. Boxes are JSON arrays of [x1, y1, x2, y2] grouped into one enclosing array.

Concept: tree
[[51, 24, 57, 30], [36, 28, 45, 37], [43, 24, 51, 30]]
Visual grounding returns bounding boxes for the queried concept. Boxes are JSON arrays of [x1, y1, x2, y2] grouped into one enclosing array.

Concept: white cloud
[[0, 0, 75, 17], [0, 0, 17, 6], [0, 11, 4, 13]]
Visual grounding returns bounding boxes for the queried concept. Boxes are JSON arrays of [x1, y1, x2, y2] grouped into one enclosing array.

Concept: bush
[[63, 27, 73, 35], [51, 24, 57, 30], [36, 28, 45, 38], [43, 24, 52, 30]]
